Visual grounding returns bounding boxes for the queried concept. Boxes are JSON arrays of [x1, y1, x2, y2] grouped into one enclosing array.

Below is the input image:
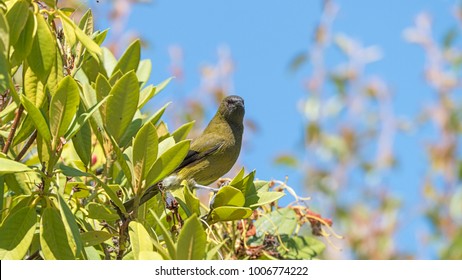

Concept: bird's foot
[[193, 183, 219, 193]]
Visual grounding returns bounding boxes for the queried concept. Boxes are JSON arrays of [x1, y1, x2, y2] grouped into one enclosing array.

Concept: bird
[[123, 95, 245, 213]]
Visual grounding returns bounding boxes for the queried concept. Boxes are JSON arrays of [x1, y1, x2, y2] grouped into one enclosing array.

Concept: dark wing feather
[[174, 141, 223, 172]]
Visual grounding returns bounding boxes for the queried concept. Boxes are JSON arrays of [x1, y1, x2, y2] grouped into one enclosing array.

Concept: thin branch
[[2, 105, 24, 154], [15, 130, 37, 161]]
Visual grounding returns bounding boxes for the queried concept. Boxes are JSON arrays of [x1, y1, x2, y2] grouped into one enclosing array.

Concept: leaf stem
[[2, 105, 24, 154]]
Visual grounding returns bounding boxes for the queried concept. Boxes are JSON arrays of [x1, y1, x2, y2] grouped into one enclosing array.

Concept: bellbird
[[123, 95, 245, 212]]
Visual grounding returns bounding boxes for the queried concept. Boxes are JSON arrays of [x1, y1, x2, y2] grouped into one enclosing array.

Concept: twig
[[2, 105, 24, 154], [15, 130, 37, 161]]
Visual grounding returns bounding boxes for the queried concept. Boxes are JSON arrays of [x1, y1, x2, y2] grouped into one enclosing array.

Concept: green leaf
[[0, 10, 9, 56], [113, 39, 140, 75], [181, 181, 200, 216], [208, 206, 252, 223], [11, 9, 35, 63], [0, 158, 31, 175], [171, 121, 194, 142], [57, 10, 102, 61], [253, 208, 297, 236], [149, 209, 176, 259], [40, 207, 75, 260], [57, 194, 83, 257], [71, 106, 92, 166], [27, 13, 56, 83], [81, 231, 112, 247], [23, 65, 46, 107], [105, 71, 139, 143], [19, 94, 51, 142], [46, 47, 64, 96], [176, 214, 206, 260], [5, 0, 29, 46], [231, 170, 256, 196], [245, 191, 285, 208], [133, 122, 158, 184], [49, 76, 80, 148], [95, 74, 111, 120], [138, 77, 173, 109], [0, 206, 36, 260], [61, 15, 76, 47], [279, 235, 325, 260], [86, 202, 119, 221], [146, 140, 190, 187], [136, 59, 151, 85], [64, 182, 89, 198], [0, 52, 9, 93], [128, 220, 153, 260], [144, 102, 170, 126], [3, 171, 38, 195], [101, 183, 126, 214], [212, 186, 245, 208]]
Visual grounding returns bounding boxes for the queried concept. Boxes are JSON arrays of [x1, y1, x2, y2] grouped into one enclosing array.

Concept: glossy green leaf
[[0, 10, 9, 56], [81, 231, 112, 247], [0, 52, 9, 93], [23, 65, 45, 107], [176, 214, 206, 260], [136, 59, 151, 85], [61, 15, 76, 47], [19, 94, 51, 142], [145, 102, 171, 126], [0, 158, 31, 175], [171, 121, 194, 142], [105, 71, 139, 142], [3, 171, 38, 195], [146, 140, 190, 187], [208, 206, 252, 223], [40, 207, 75, 260], [27, 13, 56, 83], [133, 122, 158, 183], [231, 170, 256, 196], [64, 181, 89, 198], [95, 74, 111, 120], [86, 202, 119, 221], [253, 208, 297, 236], [182, 181, 200, 216], [212, 186, 245, 208], [5, 0, 29, 45], [46, 48, 64, 96], [128, 220, 153, 260], [71, 106, 91, 166], [113, 39, 140, 75], [0, 206, 36, 260], [102, 183, 126, 214], [11, 9, 35, 63], [49, 76, 80, 147], [149, 209, 175, 259], [279, 235, 325, 260], [245, 191, 285, 208], [58, 10, 102, 61], [57, 194, 83, 257]]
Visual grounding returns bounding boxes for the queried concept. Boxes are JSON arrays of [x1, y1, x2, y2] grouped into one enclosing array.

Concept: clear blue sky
[[91, 0, 456, 259]]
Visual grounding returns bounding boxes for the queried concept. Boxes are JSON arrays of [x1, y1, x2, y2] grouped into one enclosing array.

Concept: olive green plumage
[[123, 95, 245, 212]]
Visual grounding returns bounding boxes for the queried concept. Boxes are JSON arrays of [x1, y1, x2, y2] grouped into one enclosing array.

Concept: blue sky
[[91, 0, 457, 258]]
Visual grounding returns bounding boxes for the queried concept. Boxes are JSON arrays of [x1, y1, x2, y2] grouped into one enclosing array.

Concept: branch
[[15, 130, 37, 161], [2, 105, 24, 154]]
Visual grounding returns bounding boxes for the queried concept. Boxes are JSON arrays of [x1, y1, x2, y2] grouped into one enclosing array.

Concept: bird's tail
[[123, 183, 161, 213]]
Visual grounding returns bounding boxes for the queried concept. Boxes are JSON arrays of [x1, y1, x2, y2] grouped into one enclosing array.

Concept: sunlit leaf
[[176, 214, 206, 260]]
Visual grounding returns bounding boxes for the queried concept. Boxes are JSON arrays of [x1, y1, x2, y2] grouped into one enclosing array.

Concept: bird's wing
[[174, 138, 224, 172]]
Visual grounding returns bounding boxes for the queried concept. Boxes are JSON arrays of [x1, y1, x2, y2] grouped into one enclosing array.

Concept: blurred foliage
[[0, 0, 327, 260]]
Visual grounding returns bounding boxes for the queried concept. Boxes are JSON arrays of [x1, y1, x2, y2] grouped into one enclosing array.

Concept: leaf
[[0, 52, 9, 93], [245, 191, 285, 209], [136, 59, 151, 85], [19, 94, 51, 142], [208, 206, 252, 223], [11, 9, 35, 63], [61, 15, 76, 47], [133, 122, 158, 184], [171, 121, 194, 142], [138, 77, 173, 109], [128, 220, 153, 260], [46, 48, 64, 96], [113, 39, 140, 75], [0, 10, 9, 56], [176, 214, 206, 260], [105, 71, 139, 143], [279, 235, 325, 260], [71, 106, 92, 166], [27, 13, 56, 83], [212, 186, 245, 208], [95, 74, 111, 120], [81, 231, 112, 247], [144, 102, 170, 126], [0, 158, 31, 175], [253, 208, 297, 236], [181, 181, 200, 216], [57, 194, 83, 257], [40, 207, 75, 260], [86, 202, 119, 221], [0, 206, 37, 260], [5, 0, 29, 46], [145, 140, 190, 187], [231, 170, 256, 196], [149, 209, 176, 259], [49, 76, 80, 148], [57, 10, 102, 61], [64, 181, 89, 198], [23, 65, 46, 107]]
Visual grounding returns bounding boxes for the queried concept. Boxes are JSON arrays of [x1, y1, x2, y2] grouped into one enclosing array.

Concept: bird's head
[[218, 95, 245, 125]]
